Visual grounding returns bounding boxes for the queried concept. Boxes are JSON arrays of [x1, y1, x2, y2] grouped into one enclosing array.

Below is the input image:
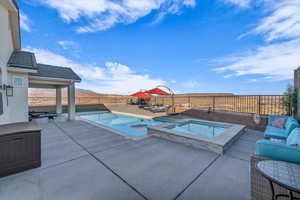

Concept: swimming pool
[[169, 121, 228, 138], [79, 112, 169, 136], [148, 119, 245, 154]]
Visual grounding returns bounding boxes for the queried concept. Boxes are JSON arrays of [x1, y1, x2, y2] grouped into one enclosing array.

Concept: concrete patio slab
[[0, 118, 262, 200], [95, 137, 219, 200], [0, 156, 144, 200], [239, 129, 264, 142], [34, 121, 89, 169], [177, 155, 250, 200], [225, 131, 258, 161], [55, 120, 131, 153], [41, 136, 88, 168]]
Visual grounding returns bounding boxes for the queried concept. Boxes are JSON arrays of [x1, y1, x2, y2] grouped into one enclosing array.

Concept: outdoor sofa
[[251, 115, 300, 200], [264, 115, 298, 140]]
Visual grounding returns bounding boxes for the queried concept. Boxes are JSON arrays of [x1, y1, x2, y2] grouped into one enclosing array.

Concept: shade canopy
[[131, 91, 151, 98], [145, 88, 170, 95]]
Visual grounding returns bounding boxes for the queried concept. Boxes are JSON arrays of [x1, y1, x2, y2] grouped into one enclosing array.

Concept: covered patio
[[29, 64, 81, 120], [8, 51, 81, 120]]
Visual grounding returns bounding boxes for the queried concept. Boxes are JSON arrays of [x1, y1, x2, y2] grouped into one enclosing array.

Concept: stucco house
[[0, 0, 81, 125]]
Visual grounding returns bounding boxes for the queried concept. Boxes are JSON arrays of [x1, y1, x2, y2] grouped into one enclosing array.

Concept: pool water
[[170, 121, 228, 138], [79, 112, 169, 136]]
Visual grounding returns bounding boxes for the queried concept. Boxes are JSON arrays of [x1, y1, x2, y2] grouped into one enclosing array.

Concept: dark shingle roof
[[8, 51, 81, 82], [30, 64, 81, 81], [8, 51, 37, 70]]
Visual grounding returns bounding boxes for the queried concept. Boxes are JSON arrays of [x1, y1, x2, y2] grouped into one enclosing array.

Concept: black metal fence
[[150, 95, 288, 115], [29, 95, 288, 116]]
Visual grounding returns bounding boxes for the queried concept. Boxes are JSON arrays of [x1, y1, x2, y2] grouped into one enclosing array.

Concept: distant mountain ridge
[[29, 88, 234, 97], [176, 93, 234, 96], [29, 88, 126, 97]]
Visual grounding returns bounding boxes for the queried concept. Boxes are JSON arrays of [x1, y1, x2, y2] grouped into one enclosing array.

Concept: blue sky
[[19, 0, 300, 95]]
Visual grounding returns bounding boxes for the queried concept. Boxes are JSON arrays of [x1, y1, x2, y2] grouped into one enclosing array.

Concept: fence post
[[212, 96, 216, 112], [258, 96, 261, 114]]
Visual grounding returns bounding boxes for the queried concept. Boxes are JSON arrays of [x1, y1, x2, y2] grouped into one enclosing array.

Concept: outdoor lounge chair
[[29, 112, 57, 121], [151, 106, 171, 113]]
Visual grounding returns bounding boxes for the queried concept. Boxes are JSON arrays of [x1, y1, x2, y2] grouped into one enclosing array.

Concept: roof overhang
[[8, 67, 38, 74], [0, 0, 18, 11], [29, 75, 81, 86]]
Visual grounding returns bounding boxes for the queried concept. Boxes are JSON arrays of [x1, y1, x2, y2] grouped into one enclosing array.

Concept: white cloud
[[20, 12, 32, 32], [252, 0, 300, 42], [248, 79, 258, 82], [221, 0, 252, 8], [24, 47, 165, 94], [214, 38, 300, 80], [223, 74, 233, 78], [41, 0, 196, 32], [57, 40, 76, 49], [215, 0, 300, 81], [182, 80, 200, 88]]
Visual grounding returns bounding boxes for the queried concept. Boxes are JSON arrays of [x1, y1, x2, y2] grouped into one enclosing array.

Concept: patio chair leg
[[269, 180, 275, 200]]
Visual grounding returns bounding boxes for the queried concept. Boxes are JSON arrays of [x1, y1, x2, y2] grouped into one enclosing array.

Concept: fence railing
[[28, 95, 288, 116], [152, 95, 288, 115]]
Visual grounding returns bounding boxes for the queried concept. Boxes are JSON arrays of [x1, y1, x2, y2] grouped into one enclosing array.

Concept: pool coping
[[110, 111, 154, 120], [76, 111, 160, 141], [147, 118, 246, 154]]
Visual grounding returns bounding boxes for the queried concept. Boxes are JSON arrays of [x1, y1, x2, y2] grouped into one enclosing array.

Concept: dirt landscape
[[28, 88, 286, 115]]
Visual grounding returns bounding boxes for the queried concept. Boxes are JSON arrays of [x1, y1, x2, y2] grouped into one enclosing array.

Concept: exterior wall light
[[5, 85, 13, 97]]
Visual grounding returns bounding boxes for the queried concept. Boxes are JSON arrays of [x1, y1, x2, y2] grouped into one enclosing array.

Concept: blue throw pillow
[[287, 128, 300, 146]]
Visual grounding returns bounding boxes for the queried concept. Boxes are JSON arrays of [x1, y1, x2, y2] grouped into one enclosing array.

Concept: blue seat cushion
[[287, 128, 300, 146], [285, 118, 299, 136], [264, 126, 287, 140], [256, 140, 300, 164]]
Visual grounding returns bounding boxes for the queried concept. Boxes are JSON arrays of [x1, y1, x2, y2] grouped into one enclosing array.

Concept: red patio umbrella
[[145, 88, 170, 95], [131, 91, 151, 98]]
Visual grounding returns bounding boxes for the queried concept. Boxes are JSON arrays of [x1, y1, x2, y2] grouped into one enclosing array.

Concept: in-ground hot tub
[[148, 119, 246, 154]]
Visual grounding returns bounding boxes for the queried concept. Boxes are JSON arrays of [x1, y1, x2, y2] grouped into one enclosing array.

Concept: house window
[[12, 76, 24, 88]]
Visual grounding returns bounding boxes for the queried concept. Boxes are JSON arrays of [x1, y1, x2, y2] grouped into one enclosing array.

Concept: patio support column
[[68, 82, 76, 120], [56, 87, 62, 114]]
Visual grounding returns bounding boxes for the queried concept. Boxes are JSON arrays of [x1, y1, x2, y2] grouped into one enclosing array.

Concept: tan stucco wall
[[7, 72, 29, 123], [0, 4, 14, 124], [0, 4, 28, 125]]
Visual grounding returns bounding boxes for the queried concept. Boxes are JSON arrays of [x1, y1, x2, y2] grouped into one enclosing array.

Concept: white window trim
[[12, 76, 24, 88]]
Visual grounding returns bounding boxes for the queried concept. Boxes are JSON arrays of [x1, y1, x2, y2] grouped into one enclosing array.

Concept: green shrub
[[283, 84, 297, 116]]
